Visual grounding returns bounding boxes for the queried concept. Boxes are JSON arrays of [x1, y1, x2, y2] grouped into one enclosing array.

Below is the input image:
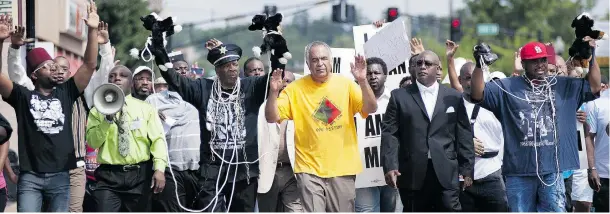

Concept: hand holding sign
[[363, 18, 410, 71], [350, 55, 367, 82]]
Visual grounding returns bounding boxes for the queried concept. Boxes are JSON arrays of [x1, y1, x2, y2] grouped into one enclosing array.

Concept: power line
[[172, 3, 328, 49], [182, 0, 332, 27]]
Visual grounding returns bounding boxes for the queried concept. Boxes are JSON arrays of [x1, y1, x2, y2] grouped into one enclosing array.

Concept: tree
[[439, 0, 591, 75], [97, 0, 151, 69]]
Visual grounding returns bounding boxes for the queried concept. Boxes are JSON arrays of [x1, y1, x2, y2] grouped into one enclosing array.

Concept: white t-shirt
[[464, 98, 504, 180], [586, 90, 609, 178], [354, 88, 391, 188]]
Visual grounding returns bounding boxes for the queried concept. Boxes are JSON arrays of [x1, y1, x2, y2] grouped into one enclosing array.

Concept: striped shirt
[[146, 91, 200, 171], [72, 96, 88, 159]]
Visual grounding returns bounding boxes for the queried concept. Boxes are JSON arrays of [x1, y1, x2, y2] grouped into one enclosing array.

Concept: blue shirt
[[480, 76, 595, 176]]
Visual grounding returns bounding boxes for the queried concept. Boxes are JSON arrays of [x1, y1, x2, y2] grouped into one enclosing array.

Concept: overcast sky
[[163, 0, 609, 29]]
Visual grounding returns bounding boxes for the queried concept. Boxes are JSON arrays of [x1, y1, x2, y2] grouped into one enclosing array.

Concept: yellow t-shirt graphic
[[277, 74, 366, 178]]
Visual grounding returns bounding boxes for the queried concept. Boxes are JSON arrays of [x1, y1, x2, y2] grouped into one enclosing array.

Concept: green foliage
[[97, 0, 151, 69], [424, 0, 593, 76]]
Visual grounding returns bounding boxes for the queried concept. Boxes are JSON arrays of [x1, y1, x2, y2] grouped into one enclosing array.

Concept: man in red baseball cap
[[469, 41, 602, 212], [0, 0, 101, 211]]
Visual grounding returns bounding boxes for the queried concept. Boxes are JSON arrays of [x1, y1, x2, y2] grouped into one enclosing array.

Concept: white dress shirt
[[463, 98, 504, 180], [416, 80, 439, 159], [586, 90, 609, 178], [416, 80, 439, 120]]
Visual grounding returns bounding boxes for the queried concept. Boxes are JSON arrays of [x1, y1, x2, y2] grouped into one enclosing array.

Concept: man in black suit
[[381, 51, 475, 212]]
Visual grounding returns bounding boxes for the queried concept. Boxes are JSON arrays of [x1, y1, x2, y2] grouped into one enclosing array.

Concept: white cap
[[155, 77, 167, 84], [133, 66, 153, 76], [489, 71, 507, 80]]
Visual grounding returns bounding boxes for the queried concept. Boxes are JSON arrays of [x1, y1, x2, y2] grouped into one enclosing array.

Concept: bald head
[[459, 62, 476, 95], [422, 50, 440, 63], [284, 71, 295, 82], [282, 71, 295, 91], [415, 50, 441, 86], [460, 62, 475, 76], [108, 65, 133, 94]]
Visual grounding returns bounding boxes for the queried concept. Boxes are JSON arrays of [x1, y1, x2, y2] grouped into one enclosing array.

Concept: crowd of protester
[[0, 4, 607, 212]]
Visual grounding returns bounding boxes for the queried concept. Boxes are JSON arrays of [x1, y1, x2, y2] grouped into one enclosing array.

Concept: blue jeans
[[355, 185, 403, 212], [17, 171, 71, 212], [505, 173, 566, 212]]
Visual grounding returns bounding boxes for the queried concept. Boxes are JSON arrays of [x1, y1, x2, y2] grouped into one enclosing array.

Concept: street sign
[[477, 23, 499, 36]]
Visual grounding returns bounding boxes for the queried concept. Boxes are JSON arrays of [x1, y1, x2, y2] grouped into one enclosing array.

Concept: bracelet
[[588, 167, 597, 172]]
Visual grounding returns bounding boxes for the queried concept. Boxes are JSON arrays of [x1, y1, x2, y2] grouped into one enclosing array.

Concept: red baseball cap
[[520, 42, 549, 60]]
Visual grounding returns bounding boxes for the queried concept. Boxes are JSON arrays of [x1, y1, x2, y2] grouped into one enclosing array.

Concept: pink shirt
[[0, 171, 6, 189]]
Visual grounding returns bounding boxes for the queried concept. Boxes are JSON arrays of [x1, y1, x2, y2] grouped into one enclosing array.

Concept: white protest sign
[[364, 17, 411, 71], [577, 122, 589, 169], [304, 47, 355, 81], [353, 21, 410, 91], [354, 112, 387, 188]]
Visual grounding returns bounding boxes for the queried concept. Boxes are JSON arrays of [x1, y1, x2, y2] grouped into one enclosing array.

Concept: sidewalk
[[5, 202, 15, 212]]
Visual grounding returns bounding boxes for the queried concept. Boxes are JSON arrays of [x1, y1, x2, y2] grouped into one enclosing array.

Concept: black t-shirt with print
[[0, 113, 12, 144], [4, 79, 80, 173]]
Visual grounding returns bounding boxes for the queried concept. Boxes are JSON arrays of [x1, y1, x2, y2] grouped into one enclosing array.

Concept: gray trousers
[[295, 173, 356, 212], [257, 165, 303, 212]]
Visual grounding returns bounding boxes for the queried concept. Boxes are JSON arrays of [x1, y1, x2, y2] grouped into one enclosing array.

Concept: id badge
[[130, 119, 142, 130]]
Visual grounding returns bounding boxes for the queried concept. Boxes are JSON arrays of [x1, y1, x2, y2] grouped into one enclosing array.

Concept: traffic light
[[332, 0, 355, 23], [264, 5, 277, 16], [386, 7, 399, 22], [450, 18, 462, 42]]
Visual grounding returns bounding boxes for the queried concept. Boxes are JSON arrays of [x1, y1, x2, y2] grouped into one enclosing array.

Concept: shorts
[[571, 169, 593, 202]]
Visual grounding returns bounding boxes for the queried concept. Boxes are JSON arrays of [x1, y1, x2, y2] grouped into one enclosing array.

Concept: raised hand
[[10, 26, 31, 47], [0, 15, 13, 40], [269, 68, 284, 92], [583, 36, 597, 48], [373, 19, 385, 28], [514, 49, 523, 71], [205, 38, 223, 50], [446, 40, 459, 58], [410, 38, 425, 55], [97, 21, 109, 44], [83, 0, 99, 29], [350, 55, 367, 82]]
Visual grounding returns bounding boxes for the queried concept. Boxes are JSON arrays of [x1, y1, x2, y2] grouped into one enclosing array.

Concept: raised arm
[[351, 55, 377, 114], [0, 16, 14, 98], [6, 25, 34, 90], [445, 40, 463, 92], [265, 69, 284, 123], [72, 0, 100, 93], [470, 48, 486, 102], [584, 37, 601, 95], [84, 23, 114, 109]]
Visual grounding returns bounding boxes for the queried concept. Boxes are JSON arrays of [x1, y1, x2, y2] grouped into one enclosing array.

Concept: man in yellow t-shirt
[[265, 41, 378, 212]]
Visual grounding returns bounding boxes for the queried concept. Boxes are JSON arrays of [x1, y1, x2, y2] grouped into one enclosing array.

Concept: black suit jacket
[[381, 83, 474, 191]]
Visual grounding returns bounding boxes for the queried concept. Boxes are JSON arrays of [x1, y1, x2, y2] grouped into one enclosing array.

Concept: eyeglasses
[[414, 60, 438, 68], [32, 62, 57, 73]]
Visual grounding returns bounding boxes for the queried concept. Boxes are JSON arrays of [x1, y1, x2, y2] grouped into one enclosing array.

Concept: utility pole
[[25, 0, 35, 52]]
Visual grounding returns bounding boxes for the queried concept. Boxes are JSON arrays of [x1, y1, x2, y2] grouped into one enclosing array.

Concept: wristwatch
[[588, 167, 597, 172]]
